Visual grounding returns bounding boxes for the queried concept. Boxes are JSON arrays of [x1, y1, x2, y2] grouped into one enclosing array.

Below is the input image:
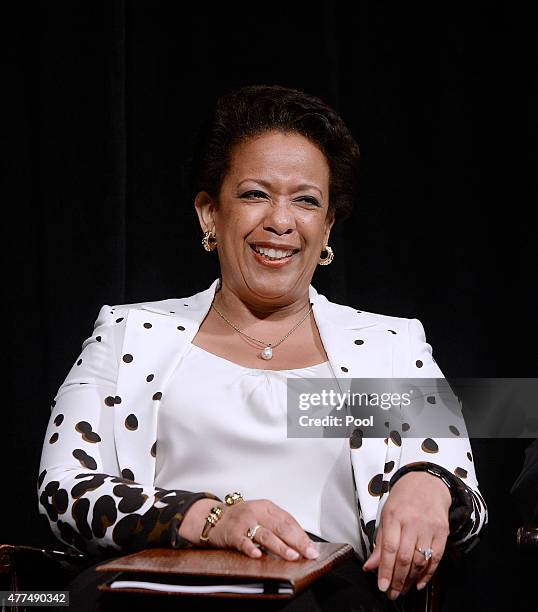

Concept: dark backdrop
[[3, 2, 537, 610]]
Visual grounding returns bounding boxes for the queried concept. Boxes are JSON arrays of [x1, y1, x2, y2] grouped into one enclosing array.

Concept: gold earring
[[318, 245, 334, 266], [202, 230, 217, 252]]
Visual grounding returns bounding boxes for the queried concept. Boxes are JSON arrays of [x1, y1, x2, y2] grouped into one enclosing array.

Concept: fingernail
[[388, 589, 400, 600], [286, 549, 300, 560], [378, 578, 390, 592], [417, 582, 426, 591], [306, 546, 319, 559]]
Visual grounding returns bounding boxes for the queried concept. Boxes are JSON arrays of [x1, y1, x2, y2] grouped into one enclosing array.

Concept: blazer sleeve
[[381, 318, 488, 555], [37, 304, 221, 559]]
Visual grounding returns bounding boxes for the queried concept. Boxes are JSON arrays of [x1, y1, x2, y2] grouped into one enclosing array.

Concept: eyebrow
[[237, 178, 323, 198]]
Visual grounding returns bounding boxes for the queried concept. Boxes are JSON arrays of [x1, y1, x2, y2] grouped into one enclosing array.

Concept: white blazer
[[37, 277, 488, 559]]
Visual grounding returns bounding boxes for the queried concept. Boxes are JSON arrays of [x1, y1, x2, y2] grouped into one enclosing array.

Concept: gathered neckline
[[189, 343, 330, 373]]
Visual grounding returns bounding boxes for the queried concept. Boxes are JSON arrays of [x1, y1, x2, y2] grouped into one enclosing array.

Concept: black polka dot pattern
[[389, 430, 402, 446], [36, 298, 486, 559], [113, 484, 147, 513], [121, 468, 135, 481], [71, 474, 107, 498], [384, 461, 395, 473], [421, 438, 439, 453], [349, 428, 363, 449], [368, 474, 389, 497], [72, 449, 97, 470], [92, 495, 118, 538], [125, 414, 138, 431], [38, 469, 47, 488], [75, 421, 102, 443]]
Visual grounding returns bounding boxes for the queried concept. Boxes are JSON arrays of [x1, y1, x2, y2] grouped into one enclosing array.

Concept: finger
[[400, 543, 432, 595], [363, 525, 382, 571], [262, 502, 319, 559], [376, 517, 401, 593], [253, 525, 303, 560], [387, 528, 418, 598], [416, 531, 447, 591], [236, 534, 263, 559]]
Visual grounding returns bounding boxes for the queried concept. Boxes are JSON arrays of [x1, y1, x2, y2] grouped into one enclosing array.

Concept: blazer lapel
[[113, 279, 220, 484]]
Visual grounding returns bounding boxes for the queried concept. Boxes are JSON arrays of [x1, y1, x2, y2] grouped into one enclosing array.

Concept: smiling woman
[[39, 84, 487, 611]]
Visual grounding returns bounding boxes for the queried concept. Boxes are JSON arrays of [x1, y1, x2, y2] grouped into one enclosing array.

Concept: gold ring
[[246, 524, 262, 540]]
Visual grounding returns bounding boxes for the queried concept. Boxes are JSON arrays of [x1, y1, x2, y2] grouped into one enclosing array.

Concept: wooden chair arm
[[0, 544, 90, 593]]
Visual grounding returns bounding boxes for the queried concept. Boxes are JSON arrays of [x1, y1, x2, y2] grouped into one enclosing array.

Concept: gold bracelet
[[200, 505, 224, 544], [224, 491, 244, 506]]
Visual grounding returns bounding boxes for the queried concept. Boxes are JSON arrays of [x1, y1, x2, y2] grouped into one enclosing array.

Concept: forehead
[[227, 131, 329, 182]]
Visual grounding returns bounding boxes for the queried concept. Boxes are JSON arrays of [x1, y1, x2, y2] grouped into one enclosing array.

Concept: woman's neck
[[213, 279, 312, 327]]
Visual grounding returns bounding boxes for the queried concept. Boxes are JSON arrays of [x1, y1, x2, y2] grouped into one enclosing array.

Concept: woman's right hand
[[178, 497, 320, 561]]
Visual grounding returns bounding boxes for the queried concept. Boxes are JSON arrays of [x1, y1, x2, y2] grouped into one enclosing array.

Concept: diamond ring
[[416, 547, 433, 561]]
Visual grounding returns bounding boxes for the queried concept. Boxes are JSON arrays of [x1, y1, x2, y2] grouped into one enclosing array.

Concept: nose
[[262, 200, 296, 236]]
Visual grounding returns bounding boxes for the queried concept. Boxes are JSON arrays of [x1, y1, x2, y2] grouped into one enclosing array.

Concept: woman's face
[[195, 130, 334, 307]]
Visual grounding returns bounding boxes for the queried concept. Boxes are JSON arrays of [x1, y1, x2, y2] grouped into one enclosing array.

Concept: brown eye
[[296, 196, 321, 207], [241, 190, 267, 199]]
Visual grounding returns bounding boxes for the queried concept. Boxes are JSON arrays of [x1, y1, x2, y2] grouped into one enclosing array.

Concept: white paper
[[109, 579, 294, 595]]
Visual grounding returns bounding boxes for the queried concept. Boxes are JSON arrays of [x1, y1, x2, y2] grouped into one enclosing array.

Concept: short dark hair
[[188, 84, 360, 223]]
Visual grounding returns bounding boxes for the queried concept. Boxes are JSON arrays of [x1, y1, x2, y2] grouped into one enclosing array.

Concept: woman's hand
[[178, 497, 320, 561], [362, 471, 452, 600]]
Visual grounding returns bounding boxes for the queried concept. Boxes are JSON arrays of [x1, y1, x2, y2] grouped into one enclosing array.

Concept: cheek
[[296, 215, 328, 243], [224, 208, 263, 236]]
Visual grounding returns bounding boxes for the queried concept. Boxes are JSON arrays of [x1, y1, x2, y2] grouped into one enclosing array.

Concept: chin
[[246, 275, 300, 301]]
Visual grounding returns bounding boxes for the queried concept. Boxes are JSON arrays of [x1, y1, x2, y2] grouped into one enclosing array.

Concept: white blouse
[[154, 342, 362, 554]]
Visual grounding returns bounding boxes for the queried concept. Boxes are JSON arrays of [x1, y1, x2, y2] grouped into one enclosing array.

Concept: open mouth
[[249, 244, 300, 261]]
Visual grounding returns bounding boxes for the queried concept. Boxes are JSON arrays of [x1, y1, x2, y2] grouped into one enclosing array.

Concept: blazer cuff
[[388, 461, 474, 540], [154, 490, 222, 550]]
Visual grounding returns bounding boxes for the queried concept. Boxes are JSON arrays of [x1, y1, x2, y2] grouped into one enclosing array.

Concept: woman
[[38, 85, 488, 611]]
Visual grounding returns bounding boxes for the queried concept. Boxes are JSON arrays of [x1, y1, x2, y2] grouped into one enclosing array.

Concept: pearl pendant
[[260, 346, 273, 360]]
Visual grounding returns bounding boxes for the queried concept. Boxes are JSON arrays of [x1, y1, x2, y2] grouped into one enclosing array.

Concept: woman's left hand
[[362, 471, 452, 600]]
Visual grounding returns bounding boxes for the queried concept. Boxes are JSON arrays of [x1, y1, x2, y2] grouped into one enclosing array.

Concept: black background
[[3, 2, 537, 610]]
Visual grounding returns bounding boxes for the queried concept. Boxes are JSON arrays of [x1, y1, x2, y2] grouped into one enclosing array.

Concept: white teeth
[[253, 246, 295, 260]]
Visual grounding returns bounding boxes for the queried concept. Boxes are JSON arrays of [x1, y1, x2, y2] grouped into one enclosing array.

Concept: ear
[[194, 191, 217, 234], [323, 208, 336, 246]]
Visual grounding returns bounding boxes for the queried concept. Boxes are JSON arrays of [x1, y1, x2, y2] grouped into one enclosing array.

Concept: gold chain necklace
[[211, 300, 314, 360]]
